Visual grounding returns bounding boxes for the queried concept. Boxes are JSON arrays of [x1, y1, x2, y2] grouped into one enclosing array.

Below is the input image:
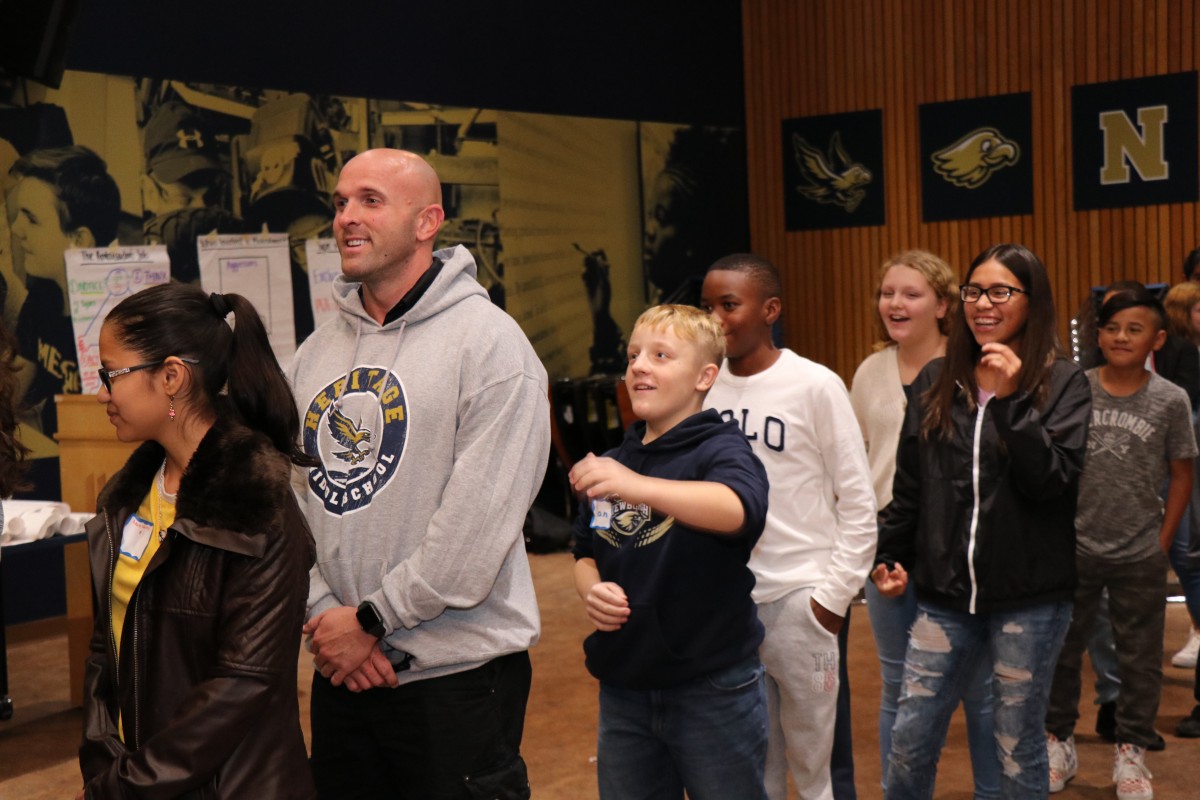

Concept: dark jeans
[[310, 651, 532, 800], [831, 604, 856, 799], [596, 654, 769, 800], [1046, 552, 1167, 748]]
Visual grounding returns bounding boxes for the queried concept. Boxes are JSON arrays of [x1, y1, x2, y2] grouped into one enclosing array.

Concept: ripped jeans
[[885, 600, 1071, 800]]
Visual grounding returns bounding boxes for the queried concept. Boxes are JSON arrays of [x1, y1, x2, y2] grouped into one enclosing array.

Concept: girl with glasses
[[850, 250, 999, 798], [77, 283, 318, 799], [871, 243, 1091, 799]]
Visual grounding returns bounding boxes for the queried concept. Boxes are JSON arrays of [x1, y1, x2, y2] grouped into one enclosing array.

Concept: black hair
[[1183, 248, 1200, 281], [1098, 285, 1167, 331], [924, 243, 1061, 438], [706, 252, 783, 300], [10, 146, 121, 245], [104, 283, 313, 465]]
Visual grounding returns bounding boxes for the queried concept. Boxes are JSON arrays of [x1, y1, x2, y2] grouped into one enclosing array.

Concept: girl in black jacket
[[78, 284, 318, 799], [872, 243, 1092, 799]]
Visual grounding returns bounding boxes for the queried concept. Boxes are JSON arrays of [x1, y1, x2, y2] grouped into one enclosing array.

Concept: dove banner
[[781, 109, 885, 231], [918, 92, 1033, 222], [1071, 71, 1198, 211]]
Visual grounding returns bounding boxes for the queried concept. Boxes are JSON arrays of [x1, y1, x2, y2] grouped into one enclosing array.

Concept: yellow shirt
[[111, 480, 175, 740]]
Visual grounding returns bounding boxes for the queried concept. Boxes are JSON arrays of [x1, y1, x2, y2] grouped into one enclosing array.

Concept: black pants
[[310, 651, 532, 800], [1046, 552, 1168, 748]]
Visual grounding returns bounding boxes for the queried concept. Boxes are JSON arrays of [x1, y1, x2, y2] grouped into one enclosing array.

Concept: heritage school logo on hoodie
[[303, 366, 409, 514]]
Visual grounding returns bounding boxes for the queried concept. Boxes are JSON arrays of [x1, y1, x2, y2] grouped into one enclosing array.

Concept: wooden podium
[[56, 394, 136, 514], [54, 394, 137, 706]]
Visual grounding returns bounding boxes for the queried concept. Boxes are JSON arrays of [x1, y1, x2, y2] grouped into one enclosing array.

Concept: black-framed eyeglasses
[[959, 284, 1027, 304], [98, 358, 198, 393]]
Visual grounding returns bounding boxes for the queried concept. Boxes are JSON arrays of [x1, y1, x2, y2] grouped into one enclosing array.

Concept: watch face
[[356, 602, 383, 635]]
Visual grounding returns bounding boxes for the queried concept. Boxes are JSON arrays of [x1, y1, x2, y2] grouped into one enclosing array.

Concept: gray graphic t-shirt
[[1075, 369, 1198, 561]]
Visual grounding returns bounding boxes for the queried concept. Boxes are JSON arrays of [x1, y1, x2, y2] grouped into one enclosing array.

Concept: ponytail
[[219, 293, 314, 464], [105, 283, 314, 466]]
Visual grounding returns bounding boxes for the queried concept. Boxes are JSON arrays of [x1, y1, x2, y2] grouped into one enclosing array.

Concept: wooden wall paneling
[[744, 0, 1200, 379]]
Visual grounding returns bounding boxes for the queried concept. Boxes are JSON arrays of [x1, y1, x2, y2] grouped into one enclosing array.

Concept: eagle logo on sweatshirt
[[328, 407, 373, 465], [303, 366, 409, 514]]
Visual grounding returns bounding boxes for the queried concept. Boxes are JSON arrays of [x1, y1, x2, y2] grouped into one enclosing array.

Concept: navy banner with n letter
[[1071, 71, 1198, 210]]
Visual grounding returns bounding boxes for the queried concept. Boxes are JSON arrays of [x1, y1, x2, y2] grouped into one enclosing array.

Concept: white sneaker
[[1047, 733, 1077, 793], [1172, 627, 1200, 668], [1113, 743, 1153, 800]]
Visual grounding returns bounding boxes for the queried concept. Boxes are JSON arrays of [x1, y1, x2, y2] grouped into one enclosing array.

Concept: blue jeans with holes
[[885, 600, 1071, 800], [597, 653, 769, 800], [867, 581, 1000, 798]]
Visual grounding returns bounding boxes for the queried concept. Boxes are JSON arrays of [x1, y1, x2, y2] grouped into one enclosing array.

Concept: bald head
[[344, 149, 443, 207]]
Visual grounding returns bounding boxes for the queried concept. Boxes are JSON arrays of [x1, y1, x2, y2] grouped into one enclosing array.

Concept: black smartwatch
[[355, 600, 386, 639]]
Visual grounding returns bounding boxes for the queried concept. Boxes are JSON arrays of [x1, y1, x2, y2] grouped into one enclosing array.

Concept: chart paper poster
[[305, 238, 342, 332], [65, 246, 171, 395], [198, 233, 295, 365]]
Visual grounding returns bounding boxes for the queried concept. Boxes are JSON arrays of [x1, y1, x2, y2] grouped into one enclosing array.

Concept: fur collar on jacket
[[97, 419, 293, 539]]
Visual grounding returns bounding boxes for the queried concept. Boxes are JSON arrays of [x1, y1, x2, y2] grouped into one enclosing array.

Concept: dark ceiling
[[61, 0, 745, 126]]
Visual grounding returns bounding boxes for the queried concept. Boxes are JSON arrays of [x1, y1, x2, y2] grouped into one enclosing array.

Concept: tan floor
[[1, 551, 1198, 798]]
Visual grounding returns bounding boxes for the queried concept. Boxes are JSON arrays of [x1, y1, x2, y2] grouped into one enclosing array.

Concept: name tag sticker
[[120, 513, 154, 561], [590, 499, 613, 530]]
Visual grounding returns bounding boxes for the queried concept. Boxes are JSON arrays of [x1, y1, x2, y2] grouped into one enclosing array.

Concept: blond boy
[[571, 304, 771, 799]]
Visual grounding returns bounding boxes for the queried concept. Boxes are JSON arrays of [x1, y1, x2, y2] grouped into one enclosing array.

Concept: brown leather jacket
[[79, 422, 317, 799]]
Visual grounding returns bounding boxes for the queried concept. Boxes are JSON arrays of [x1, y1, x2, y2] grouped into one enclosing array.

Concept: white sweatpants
[[757, 586, 839, 800]]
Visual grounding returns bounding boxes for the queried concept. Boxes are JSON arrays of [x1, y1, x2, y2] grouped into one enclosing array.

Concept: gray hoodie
[[289, 245, 550, 683]]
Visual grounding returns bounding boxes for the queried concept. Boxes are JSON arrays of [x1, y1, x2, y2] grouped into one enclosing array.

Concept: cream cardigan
[[849, 346, 907, 509]]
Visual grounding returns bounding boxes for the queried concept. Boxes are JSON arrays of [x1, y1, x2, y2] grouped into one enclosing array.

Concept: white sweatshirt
[[705, 349, 877, 614]]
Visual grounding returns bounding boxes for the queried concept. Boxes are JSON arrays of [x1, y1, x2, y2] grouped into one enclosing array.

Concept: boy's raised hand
[[585, 581, 631, 631], [570, 452, 643, 502], [870, 562, 908, 597]]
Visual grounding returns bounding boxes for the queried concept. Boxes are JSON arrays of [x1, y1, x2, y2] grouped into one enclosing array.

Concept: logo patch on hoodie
[[303, 366, 408, 514], [594, 500, 673, 549]]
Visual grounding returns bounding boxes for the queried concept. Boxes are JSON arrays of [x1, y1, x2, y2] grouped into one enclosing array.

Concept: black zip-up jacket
[[875, 357, 1091, 614], [79, 421, 317, 799]]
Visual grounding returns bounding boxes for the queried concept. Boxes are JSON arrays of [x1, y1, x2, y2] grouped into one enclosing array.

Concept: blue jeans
[[866, 582, 1000, 799], [885, 600, 1071, 800], [1170, 507, 1200, 627], [597, 654, 769, 800]]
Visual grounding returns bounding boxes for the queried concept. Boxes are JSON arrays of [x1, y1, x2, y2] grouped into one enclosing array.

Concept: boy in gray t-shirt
[[1044, 288, 1197, 798], [1075, 368, 1196, 561]]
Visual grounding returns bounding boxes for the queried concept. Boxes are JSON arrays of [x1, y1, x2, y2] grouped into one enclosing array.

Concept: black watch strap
[[356, 600, 386, 639]]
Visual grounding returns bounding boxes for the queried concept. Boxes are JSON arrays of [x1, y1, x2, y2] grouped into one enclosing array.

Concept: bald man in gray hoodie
[[291, 149, 550, 800]]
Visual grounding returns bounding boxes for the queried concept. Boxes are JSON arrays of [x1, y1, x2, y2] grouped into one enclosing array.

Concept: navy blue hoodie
[[572, 409, 769, 689]]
